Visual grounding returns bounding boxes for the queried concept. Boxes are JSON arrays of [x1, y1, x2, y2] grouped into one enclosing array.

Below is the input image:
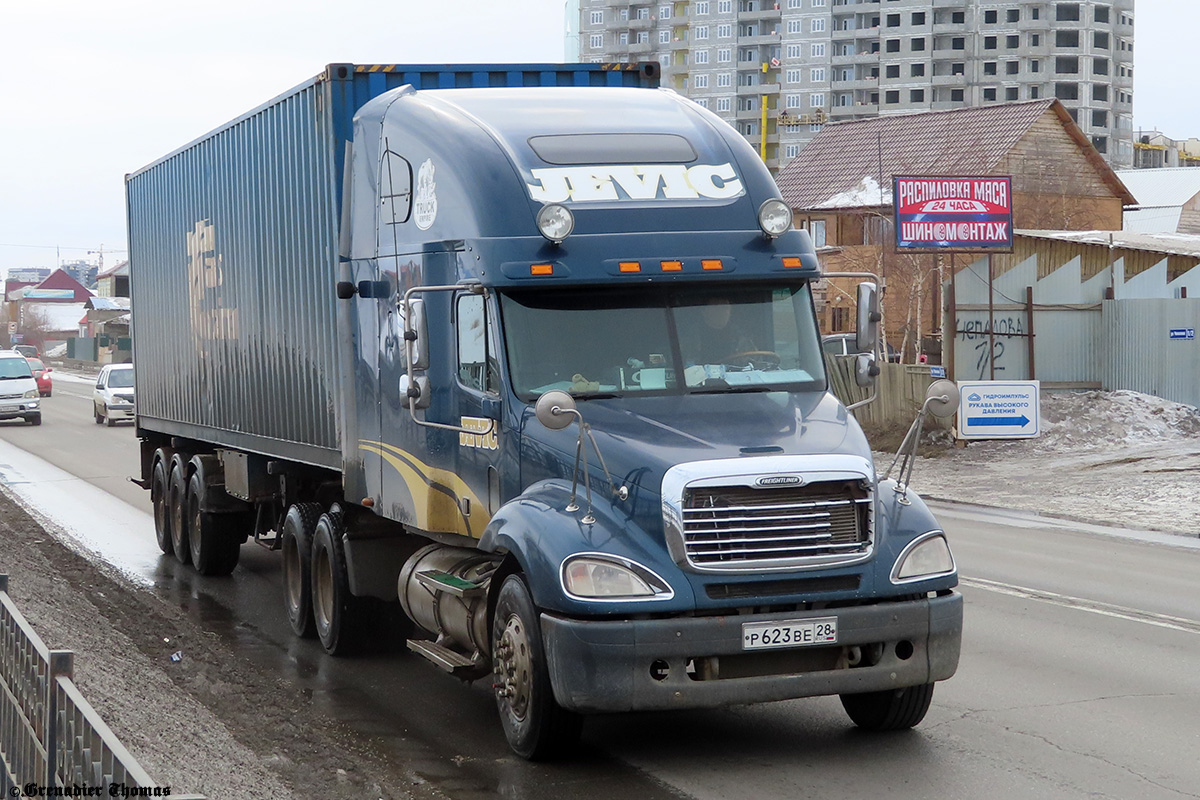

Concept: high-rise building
[[579, 0, 1134, 171]]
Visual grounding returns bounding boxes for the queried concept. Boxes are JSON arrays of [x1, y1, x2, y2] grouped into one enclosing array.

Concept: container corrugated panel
[[127, 63, 660, 470]]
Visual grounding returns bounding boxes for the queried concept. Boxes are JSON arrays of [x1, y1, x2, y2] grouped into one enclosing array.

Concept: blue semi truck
[[126, 63, 962, 759]]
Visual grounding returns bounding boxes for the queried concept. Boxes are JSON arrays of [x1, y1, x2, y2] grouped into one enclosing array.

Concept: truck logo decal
[[755, 475, 803, 488], [459, 416, 498, 451], [359, 439, 490, 538], [526, 163, 745, 204], [186, 219, 238, 342], [413, 159, 438, 230]]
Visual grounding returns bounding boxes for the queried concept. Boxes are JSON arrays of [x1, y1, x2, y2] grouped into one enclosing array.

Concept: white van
[[0, 351, 41, 425]]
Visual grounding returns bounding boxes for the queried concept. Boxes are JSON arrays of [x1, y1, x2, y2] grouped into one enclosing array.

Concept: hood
[[520, 390, 870, 494]]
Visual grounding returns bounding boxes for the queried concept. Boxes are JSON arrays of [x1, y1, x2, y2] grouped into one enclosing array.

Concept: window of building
[[1031, 33, 1040, 46], [1032, 7, 1040, 19], [1005, 86, 1019, 100], [1006, 60, 1019, 75], [619, 8, 629, 21], [786, 94, 802, 108], [952, 37, 965, 50], [1056, 3, 1080, 21], [952, 12, 965, 23], [695, 98, 710, 109], [718, 0, 731, 11], [1092, 110, 1108, 127], [590, 10, 603, 25], [1055, 82, 1079, 100], [984, 9, 997, 23], [719, 47, 734, 62], [1030, 85, 1039, 98], [636, 31, 649, 44], [619, 32, 628, 45], [912, 12, 926, 25], [1056, 30, 1080, 47], [1031, 59, 1040, 73], [810, 93, 825, 107], [1007, 8, 1020, 22], [660, 30, 671, 44], [787, 0, 802, 7], [740, 121, 757, 135], [911, 62, 925, 76], [741, 48, 758, 62], [983, 36, 997, 50], [887, 13, 900, 26], [983, 87, 997, 101], [885, 64, 900, 78], [1094, 31, 1109, 49], [886, 38, 900, 52], [661, 5, 673, 19], [590, 34, 603, 49], [1065, 108, 1078, 123], [1095, 5, 1110, 23], [786, 19, 801, 34], [811, 67, 826, 82], [812, 18, 826, 32], [1093, 84, 1108, 101], [717, 97, 732, 112], [636, 7, 650, 19], [812, 0, 827, 6], [951, 88, 964, 101], [1092, 135, 1108, 154], [695, 1, 709, 14], [694, 74, 709, 88], [952, 62, 965, 75], [661, 53, 671, 67], [1056, 57, 1079, 74], [1093, 57, 1109, 75], [786, 68, 801, 83], [1006, 35, 1019, 48], [910, 89, 924, 102], [694, 49, 710, 63], [984, 62, 997, 75], [785, 144, 801, 159], [885, 90, 900, 104], [912, 38, 926, 51]]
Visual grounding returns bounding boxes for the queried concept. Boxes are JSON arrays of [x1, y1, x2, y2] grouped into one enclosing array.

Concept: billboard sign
[[894, 175, 1013, 251]]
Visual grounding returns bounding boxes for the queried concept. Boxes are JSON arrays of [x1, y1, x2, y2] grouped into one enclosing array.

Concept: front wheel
[[492, 575, 582, 760], [840, 683, 934, 731], [25, 414, 41, 426]]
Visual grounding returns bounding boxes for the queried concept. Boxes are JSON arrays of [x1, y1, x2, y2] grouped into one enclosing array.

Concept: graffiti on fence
[[956, 315, 1026, 380]]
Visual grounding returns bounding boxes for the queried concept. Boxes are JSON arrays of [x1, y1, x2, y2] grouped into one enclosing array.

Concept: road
[[2, 375, 1198, 799]]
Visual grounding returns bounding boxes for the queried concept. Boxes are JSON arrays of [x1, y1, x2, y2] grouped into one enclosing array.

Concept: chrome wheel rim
[[494, 613, 533, 721]]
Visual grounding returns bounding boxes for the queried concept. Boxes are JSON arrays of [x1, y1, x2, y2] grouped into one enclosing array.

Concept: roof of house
[[25, 269, 94, 302], [778, 99, 1134, 210], [85, 296, 131, 311], [97, 260, 129, 279], [1019, 229, 1200, 259], [1115, 167, 1200, 209]]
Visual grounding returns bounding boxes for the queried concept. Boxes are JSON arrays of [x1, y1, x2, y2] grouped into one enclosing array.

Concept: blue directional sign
[[957, 381, 1040, 439], [1169, 328, 1195, 340]]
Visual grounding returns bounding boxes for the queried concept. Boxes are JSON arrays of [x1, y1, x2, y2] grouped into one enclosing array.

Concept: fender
[[871, 479, 959, 594], [188, 454, 253, 515], [479, 479, 696, 616]]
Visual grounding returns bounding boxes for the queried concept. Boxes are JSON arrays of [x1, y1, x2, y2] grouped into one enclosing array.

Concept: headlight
[[536, 203, 575, 245], [891, 532, 956, 583], [23, 389, 39, 399], [562, 554, 673, 601], [757, 198, 792, 238]]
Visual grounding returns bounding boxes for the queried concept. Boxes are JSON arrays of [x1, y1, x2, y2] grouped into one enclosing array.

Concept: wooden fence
[[825, 356, 949, 430]]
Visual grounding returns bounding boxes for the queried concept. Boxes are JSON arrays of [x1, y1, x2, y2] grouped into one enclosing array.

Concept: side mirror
[[853, 353, 879, 388], [406, 298, 428, 370], [535, 390, 577, 430], [855, 281, 880, 355], [924, 379, 959, 419]]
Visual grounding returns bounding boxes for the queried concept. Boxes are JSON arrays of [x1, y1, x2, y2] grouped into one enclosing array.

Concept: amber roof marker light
[[536, 203, 575, 245]]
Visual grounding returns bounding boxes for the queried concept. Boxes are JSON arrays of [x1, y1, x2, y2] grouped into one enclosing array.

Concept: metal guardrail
[[0, 575, 205, 798]]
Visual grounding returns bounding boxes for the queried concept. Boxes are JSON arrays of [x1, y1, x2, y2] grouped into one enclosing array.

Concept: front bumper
[[106, 403, 135, 419], [541, 591, 962, 713], [0, 400, 38, 419]]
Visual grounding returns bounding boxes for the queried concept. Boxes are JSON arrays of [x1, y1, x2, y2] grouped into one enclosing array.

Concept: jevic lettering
[[526, 163, 745, 203], [459, 416, 498, 451]]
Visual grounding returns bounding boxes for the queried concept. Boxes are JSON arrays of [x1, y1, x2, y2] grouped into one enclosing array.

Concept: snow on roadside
[[902, 389, 1200, 537]]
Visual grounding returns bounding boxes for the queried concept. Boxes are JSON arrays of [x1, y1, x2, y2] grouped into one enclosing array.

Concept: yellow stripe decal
[[359, 440, 490, 538]]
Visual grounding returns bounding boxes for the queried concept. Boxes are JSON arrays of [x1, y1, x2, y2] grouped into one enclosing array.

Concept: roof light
[[757, 198, 792, 238], [782, 257, 803, 268], [530, 263, 554, 276], [701, 259, 723, 271], [660, 260, 683, 272], [536, 203, 575, 245], [619, 261, 642, 273]]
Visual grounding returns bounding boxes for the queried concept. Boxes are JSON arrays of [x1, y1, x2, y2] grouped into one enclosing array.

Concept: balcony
[[669, 38, 690, 51], [740, 32, 782, 46], [830, 103, 877, 117], [737, 8, 783, 23], [932, 73, 967, 85], [852, 26, 882, 39], [737, 81, 781, 95], [832, 52, 882, 66], [628, 17, 654, 30], [832, 77, 880, 91]]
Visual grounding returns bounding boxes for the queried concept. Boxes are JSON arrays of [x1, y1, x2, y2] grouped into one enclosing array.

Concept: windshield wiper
[[0, 375, 28, 380], [574, 392, 622, 401], [690, 384, 777, 395]]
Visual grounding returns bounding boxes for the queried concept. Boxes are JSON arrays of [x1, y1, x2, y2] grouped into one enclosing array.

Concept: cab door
[[452, 291, 504, 532]]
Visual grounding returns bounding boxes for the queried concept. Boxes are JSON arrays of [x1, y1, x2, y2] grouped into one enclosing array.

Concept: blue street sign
[[1168, 328, 1195, 340], [930, 366, 947, 378], [957, 381, 1040, 439]]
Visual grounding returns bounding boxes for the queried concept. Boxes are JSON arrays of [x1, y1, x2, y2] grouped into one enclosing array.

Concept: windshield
[[28, 359, 45, 372], [0, 359, 33, 380], [500, 283, 825, 399], [107, 369, 134, 388]]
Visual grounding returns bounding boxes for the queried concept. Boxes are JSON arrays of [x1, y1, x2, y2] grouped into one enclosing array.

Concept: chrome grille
[[681, 480, 871, 569], [0, 392, 21, 400]]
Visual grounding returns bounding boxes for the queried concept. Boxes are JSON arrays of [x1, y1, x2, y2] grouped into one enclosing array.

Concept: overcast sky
[[0, 0, 1189, 279]]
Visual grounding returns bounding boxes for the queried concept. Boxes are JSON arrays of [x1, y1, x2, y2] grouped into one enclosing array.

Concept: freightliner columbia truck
[[126, 62, 962, 759]]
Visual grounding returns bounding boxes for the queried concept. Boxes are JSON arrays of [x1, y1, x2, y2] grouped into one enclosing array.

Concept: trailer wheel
[[492, 574, 582, 760], [311, 506, 366, 655], [168, 456, 191, 565], [840, 682, 935, 731], [186, 472, 241, 576], [281, 502, 322, 638], [150, 452, 173, 555]]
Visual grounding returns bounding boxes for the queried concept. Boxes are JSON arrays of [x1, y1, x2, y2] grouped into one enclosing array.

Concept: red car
[[26, 358, 52, 397]]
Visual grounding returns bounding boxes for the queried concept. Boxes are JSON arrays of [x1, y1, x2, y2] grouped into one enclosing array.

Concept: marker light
[[660, 260, 683, 272], [536, 203, 575, 245], [530, 263, 554, 276], [758, 198, 793, 238], [619, 261, 642, 273], [782, 257, 803, 268]]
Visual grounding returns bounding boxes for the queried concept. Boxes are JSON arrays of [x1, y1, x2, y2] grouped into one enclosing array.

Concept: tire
[[26, 415, 41, 426], [492, 574, 582, 760], [281, 502, 323, 638], [168, 457, 191, 565], [94, 404, 103, 424], [187, 472, 241, 576], [840, 682, 935, 731], [104, 408, 116, 427], [150, 453, 173, 555], [311, 506, 366, 655]]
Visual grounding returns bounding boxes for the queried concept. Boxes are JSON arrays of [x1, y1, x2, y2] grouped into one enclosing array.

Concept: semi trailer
[[126, 62, 962, 759]]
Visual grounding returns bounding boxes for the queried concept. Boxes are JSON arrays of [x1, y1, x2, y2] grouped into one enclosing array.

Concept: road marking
[[962, 577, 1200, 636]]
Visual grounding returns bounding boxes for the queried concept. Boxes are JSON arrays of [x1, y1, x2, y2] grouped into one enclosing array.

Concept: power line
[[0, 243, 126, 252]]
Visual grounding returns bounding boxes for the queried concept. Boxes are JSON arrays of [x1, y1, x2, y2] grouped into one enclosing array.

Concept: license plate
[[741, 617, 838, 650]]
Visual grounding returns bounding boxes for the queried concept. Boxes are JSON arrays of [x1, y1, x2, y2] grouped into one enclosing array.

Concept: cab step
[[407, 639, 488, 679], [415, 569, 485, 599]]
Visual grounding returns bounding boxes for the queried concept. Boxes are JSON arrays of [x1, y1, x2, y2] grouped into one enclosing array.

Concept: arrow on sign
[[967, 415, 1030, 427]]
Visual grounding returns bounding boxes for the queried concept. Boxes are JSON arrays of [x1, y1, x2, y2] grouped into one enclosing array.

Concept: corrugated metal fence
[[0, 575, 205, 797]]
